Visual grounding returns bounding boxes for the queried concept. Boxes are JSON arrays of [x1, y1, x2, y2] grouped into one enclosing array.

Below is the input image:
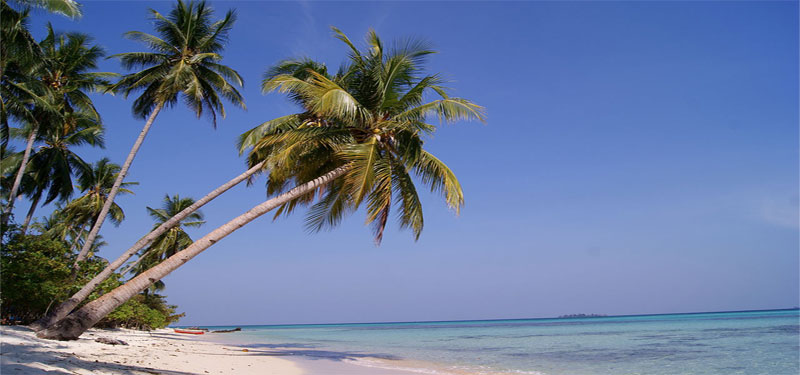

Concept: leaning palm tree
[[30, 160, 266, 332], [37, 27, 484, 340], [128, 194, 205, 293], [75, 0, 244, 264]]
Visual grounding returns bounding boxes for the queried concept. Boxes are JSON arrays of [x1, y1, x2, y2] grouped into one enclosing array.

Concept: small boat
[[174, 328, 205, 335]]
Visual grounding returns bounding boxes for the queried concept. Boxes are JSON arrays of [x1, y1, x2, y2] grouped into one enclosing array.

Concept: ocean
[[198, 309, 799, 374]]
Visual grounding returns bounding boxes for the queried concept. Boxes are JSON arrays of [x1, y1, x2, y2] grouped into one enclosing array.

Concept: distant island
[[559, 314, 608, 319]]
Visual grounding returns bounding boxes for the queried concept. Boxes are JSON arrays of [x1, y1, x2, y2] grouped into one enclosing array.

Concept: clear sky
[[14, 0, 798, 325]]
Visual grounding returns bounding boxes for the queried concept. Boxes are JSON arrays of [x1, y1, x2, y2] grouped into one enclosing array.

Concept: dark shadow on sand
[[1, 326, 197, 375], [221, 342, 402, 362]]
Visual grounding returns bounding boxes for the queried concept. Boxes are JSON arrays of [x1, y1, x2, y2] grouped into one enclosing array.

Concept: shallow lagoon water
[[201, 309, 799, 374]]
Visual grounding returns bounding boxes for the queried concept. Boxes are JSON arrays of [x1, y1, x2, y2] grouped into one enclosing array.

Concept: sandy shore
[[0, 325, 303, 375]]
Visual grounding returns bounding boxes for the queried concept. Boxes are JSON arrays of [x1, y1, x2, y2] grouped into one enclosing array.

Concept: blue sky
[[14, 0, 798, 325]]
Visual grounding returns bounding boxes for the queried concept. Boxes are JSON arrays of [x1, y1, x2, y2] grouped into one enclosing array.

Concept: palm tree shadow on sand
[[224, 342, 402, 362]]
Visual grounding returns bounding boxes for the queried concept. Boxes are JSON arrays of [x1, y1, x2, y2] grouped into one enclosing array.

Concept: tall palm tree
[[1, 5, 50, 223], [2, 25, 111, 227], [19, 113, 104, 233], [1, 0, 82, 155], [76, 0, 244, 262], [0, 3, 38, 147], [1, 0, 83, 154], [37, 27, 484, 340], [129, 194, 204, 293]]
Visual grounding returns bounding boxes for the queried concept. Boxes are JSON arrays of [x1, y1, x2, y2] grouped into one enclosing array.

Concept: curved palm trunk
[[30, 160, 266, 331], [2, 126, 37, 227], [117, 249, 146, 276], [20, 190, 42, 234], [37, 165, 348, 340], [69, 225, 87, 253], [74, 102, 164, 267]]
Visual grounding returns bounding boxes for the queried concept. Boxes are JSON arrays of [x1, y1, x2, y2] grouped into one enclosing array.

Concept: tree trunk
[[29, 160, 266, 331], [74, 102, 164, 267], [20, 190, 41, 234], [36, 165, 348, 340], [2, 126, 37, 227], [117, 249, 145, 276], [69, 225, 87, 253]]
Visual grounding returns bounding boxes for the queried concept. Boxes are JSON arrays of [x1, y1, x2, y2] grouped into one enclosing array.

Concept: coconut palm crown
[[6, 0, 82, 18], [37, 25, 114, 123], [108, 0, 245, 124], [130, 194, 205, 292], [61, 158, 137, 229], [240, 27, 485, 244]]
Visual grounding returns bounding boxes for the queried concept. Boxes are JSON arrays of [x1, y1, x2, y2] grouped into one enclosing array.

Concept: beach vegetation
[[0, 228, 181, 329]]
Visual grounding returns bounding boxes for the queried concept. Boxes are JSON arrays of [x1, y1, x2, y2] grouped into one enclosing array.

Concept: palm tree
[[36, 27, 484, 340], [1, 0, 83, 151], [19, 113, 104, 233], [128, 194, 205, 293], [75, 0, 244, 263], [5, 0, 82, 18], [1, 6, 50, 223], [60, 158, 136, 258], [1, 0, 84, 153], [0, 146, 24, 201], [2, 25, 111, 227], [0, 3, 37, 148]]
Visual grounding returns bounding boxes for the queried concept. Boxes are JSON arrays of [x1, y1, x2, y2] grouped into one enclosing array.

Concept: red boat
[[173, 329, 205, 335]]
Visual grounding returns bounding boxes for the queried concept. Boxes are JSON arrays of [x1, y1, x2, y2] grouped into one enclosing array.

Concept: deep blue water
[[192, 309, 800, 374]]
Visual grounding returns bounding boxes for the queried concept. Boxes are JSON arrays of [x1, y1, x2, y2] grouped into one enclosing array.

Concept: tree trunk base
[[29, 298, 80, 332], [35, 312, 90, 341]]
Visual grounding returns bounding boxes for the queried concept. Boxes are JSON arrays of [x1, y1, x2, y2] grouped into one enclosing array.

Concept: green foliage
[[0, 231, 73, 323], [241, 27, 484, 244], [108, 0, 244, 123], [0, 228, 182, 329], [7, 0, 83, 19], [99, 293, 183, 330], [129, 194, 204, 293]]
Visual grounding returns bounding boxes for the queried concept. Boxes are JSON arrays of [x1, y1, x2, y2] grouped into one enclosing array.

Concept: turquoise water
[[199, 309, 799, 374]]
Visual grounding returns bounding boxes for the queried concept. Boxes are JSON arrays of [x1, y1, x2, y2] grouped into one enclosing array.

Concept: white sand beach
[[0, 325, 303, 375], [0, 326, 427, 375]]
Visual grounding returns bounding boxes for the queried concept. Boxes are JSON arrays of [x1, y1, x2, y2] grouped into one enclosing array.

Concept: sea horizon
[[178, 306, 800, 328], [183, 308, 800, 375]]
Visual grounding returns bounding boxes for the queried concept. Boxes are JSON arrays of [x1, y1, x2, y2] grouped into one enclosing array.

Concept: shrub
[[1, 231, 183, 329]]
